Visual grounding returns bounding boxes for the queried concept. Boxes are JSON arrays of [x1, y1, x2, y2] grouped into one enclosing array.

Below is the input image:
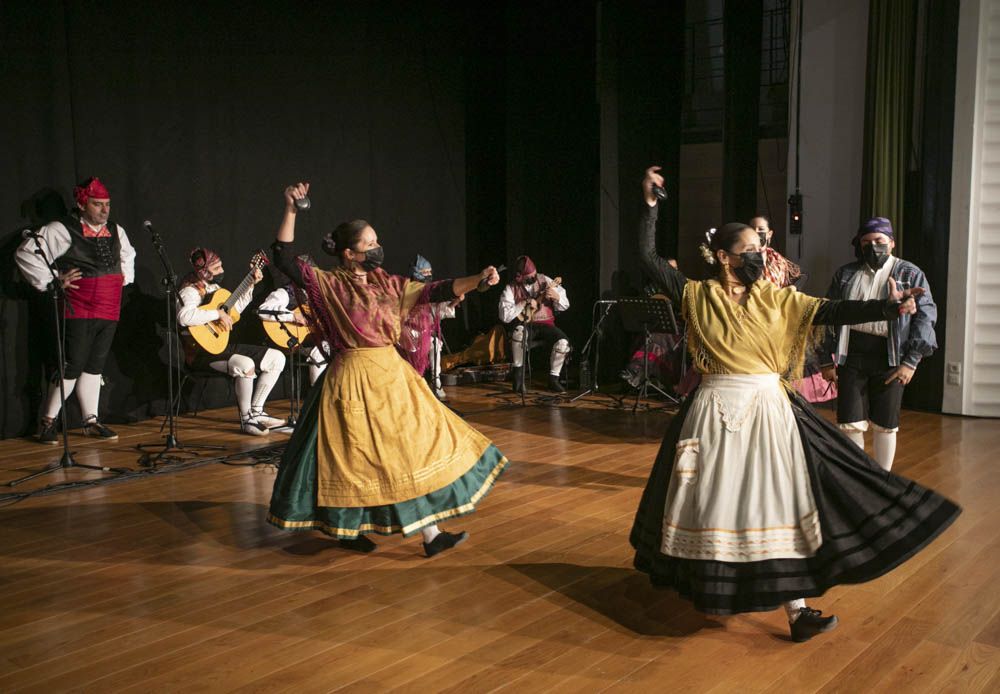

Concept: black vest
[[55, 215, 123, 278]]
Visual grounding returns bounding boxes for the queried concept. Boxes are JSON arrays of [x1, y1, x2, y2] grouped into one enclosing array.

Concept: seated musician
[[257, 266, 329, 386], [498, 255, 571, 393], [176, 247, 286, 435]]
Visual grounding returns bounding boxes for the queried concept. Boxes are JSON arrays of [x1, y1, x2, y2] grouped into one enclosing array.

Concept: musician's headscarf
[[190, 247, 222, 283], [512, 255, 538, 303]]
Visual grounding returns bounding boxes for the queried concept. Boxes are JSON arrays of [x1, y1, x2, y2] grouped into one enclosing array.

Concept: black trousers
[[836, 332, 904, 430], [62, 318, 117, 379]]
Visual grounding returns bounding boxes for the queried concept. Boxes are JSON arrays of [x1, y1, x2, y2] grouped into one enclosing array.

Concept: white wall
[[785, 0, 870, 296], [943, 0, 1000, 417]]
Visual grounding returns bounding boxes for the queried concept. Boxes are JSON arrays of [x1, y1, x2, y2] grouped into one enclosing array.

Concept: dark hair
[[322, 219, 370, 257], [750, 214, 770, 227], [700, 222, 753, 265]]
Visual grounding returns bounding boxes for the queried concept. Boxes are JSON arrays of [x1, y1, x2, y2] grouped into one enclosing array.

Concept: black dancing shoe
[[511, 365, 525, 393], [423, 530, 469, 558], [547, 375, 567, 393], [82, 416, 118, 441], [36, 417, 59, 445], [338, 536, 378, 553], [790, 607, 839, 642]]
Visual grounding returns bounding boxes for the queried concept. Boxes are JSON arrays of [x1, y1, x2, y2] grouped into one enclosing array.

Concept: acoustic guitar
[[520, 276, 562, 323], [187, 250, 269, 355], [262, 308, 313, 349]]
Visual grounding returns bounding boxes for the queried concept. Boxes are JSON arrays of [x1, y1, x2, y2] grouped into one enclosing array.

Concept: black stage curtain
[[0, 0, 469, 437]]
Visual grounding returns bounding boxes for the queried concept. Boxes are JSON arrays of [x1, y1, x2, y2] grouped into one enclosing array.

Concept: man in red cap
[[16, 176, 136, 444], [499, 255, 571, 393]]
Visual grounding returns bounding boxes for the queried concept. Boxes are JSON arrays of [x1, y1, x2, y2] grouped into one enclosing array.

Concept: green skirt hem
[[267, 447, 508, 538]]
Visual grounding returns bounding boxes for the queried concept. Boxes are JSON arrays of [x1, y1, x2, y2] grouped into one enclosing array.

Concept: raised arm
[[271, 182, 311, 287], [639, 166, 687, 309]]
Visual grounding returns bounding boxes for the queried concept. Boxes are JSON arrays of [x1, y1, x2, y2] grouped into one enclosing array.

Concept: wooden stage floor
[[0, 384, 998, 692]]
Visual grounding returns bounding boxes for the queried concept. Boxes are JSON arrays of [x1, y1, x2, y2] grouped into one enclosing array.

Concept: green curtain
[[860, 0, 918, 251]]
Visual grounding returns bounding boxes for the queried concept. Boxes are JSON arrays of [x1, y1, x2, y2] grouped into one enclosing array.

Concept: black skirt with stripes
[[629, 389, 961, 615]]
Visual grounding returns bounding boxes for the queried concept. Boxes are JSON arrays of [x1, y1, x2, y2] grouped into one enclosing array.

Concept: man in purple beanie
[[818, 217, 937, 471]]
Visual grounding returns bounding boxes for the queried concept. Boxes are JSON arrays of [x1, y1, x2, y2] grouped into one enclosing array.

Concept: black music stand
[[617, 298, 681, 412]]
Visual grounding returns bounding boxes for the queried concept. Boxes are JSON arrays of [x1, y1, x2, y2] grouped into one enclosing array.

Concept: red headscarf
[[513, 255, 536, 283], [190, 247, 221, 282], [73, 177, 110, 208], [512, 255, 538, 304]]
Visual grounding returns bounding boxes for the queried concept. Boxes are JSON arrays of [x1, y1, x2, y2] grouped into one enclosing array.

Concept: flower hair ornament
[[699, 228, 718, 265]]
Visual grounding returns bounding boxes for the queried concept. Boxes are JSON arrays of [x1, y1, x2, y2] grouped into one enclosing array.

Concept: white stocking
[[76, 372, 103, 420]]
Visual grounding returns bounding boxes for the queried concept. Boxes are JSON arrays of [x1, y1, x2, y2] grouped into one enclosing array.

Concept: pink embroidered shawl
[[298, 261, 440, 367]]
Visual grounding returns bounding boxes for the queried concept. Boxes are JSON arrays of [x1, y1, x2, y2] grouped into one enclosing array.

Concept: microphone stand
[[570, 300, 622, 406], [137, 224, 224, 466], [9, 230, 128, 486]]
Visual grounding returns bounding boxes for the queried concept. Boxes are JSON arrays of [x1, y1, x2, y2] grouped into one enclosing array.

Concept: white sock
[[308, 346, 326, 385], [784, 598, 806, 623], [421, 525, 441, 543], [43, 378, 77, 419], [844, 430, 865, 449], [512, 326, 525, 367], [308, 363, 325, 386], [235, 376, 254, 416], [873, 430, 897, 471], [550, 339, 570, 376], [251, 370, 281, 412], [76, 372, 103, 420]]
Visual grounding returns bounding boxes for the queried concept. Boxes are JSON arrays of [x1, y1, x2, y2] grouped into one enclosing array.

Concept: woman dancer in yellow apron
[[267, 183, 507, 558]]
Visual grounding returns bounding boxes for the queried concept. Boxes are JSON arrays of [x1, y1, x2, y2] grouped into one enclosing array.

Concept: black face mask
[[862, 243, 891, 271], [355, 246, 384, 271], [522, 275, 537, 285], [758, 232, 769, 248], [732, 251, 764, 286], [212, 272, 225, 283]]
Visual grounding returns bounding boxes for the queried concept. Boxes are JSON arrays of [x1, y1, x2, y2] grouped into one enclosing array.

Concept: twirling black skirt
[[629, 388, 961, 615]]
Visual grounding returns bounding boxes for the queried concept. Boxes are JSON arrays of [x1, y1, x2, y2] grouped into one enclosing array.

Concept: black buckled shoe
[[338, 536, 378, 553], [547, 375, 567, 393], [423, 530, 468, 558], [82, 416, 118, 441], [36, 417, 59, 445], [790, 607, 839, 642], [511, 366, 525, 393]]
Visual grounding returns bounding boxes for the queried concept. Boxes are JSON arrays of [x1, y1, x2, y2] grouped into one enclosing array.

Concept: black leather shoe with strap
[[790, 607, 839, 643]]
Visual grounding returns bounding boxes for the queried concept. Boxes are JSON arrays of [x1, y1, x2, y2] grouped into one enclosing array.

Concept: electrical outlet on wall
[[947, 362, 962, 386]]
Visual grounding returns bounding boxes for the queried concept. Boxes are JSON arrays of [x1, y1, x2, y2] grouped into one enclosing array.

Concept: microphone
[[143, 220, 155, 232], [652, 184, 668, 201], [22, 228, 42, 239], [294, 196, 311, 211]]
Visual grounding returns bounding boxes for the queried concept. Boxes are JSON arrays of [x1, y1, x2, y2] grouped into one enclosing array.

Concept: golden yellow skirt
[[268, 346, 508, 538]]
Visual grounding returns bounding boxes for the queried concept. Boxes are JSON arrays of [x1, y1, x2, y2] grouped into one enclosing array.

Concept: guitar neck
[[220, 272, 256, 313]]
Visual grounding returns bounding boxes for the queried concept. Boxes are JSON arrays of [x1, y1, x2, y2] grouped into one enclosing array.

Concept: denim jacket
[[820, 258, 937, 369]]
